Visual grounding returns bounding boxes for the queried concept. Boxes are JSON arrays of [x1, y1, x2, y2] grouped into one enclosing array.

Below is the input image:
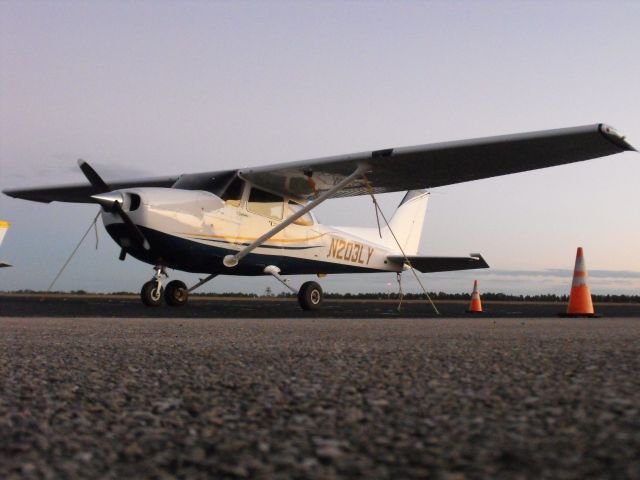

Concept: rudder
[[382, 190, 429, 255], [0, 220, 10, 247]]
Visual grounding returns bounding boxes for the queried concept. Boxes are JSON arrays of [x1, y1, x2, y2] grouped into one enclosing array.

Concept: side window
[[288, 201, 314, 226], [221, 177, 244, 207], [247, 187, 284, 219]]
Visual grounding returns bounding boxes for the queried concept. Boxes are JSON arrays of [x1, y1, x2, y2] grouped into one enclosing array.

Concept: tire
[[141, 280, 164, 307], [298, 281, 323, 311], [165, 280, 189, 307]]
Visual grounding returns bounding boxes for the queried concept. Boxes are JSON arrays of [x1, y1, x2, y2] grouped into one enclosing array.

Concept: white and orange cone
[[561, 247, 598, 317], [467, 280, 483, 313]]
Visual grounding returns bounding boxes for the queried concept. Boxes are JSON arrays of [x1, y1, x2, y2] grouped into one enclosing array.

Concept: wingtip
[[2, 188, 18, 199], [469, 253, 490, 268], [599, 124, 636, 152]]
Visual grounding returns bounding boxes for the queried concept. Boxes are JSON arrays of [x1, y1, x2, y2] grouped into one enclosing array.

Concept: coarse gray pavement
[[1, 317, 639, 479]]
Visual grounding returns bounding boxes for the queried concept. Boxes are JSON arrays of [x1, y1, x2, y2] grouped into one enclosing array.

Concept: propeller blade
[[81, 161, 151, 252], [112, 202, 151, 251], [78, 159, 110, 192]]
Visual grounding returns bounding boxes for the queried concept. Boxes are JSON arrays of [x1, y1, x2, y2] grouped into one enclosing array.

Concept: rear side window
[[247, 187, 284, 219], [288, 201, 314, 226]]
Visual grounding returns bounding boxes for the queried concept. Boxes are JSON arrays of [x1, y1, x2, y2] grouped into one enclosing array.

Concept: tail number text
[[327, 238, 374, 265]]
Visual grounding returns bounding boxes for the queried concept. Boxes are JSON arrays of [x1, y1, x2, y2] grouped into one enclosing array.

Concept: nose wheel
[[140, 265, 167, 307], [141, 280, 164, 306], [140, 266, 215, 307]]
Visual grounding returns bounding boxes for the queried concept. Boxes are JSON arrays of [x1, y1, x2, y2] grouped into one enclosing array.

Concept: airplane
[[0, 220, 11, 268], [2, 123, 635, 310]]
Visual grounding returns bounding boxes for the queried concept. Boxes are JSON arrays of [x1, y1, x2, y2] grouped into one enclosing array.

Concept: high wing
[[3, 123, 634, 204], [387, 254, 490, 273], [239, 123, 635, 198], [2, 169, 242, 204]]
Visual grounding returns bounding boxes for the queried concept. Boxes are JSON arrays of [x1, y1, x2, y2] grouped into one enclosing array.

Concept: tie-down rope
[[48, 211, 101, 292], [363, 178, 440, 315]]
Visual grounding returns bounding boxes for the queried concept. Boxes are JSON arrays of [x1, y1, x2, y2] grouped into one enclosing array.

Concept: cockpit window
[[247, 187, 284, 219], [221, 177, 244, 207]]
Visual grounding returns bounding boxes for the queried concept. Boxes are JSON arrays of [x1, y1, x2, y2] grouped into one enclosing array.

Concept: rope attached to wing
[[363, 176, 440, 315]]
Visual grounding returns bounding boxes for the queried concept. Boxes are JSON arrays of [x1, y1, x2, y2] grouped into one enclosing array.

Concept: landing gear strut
[[140, 265, 166, 307], [264, 265, 324, 311]]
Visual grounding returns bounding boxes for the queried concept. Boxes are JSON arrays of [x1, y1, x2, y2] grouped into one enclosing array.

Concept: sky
[[1, 0, 639, 296]]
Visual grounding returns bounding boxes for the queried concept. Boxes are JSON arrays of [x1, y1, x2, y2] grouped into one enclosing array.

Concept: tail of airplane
[[330, 191, 429, 254], [381, 190, 429, 255], [380, 194, 489, 273], [0, 220, 12, 267]]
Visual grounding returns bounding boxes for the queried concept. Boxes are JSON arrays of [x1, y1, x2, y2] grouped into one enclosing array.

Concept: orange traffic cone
[[560, 247, 599, 317], [467, 280, 483, 313]]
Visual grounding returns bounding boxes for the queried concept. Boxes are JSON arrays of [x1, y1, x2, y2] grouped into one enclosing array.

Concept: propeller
[[78, 159, 150, 251]]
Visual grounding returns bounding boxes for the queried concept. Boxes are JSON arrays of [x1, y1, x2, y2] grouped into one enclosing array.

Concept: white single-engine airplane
[[3, 124, 635, 310]]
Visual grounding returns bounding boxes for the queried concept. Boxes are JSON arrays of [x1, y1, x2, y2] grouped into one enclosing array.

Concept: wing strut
[[223, 165, 368, 268]]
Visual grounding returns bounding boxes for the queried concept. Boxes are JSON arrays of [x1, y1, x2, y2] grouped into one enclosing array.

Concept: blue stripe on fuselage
[[106, 224, 382, 276]]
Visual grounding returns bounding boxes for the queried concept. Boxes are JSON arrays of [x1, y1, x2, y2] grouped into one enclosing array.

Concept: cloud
[[476, 269, 640, 279], [415, 269, 640, 284]]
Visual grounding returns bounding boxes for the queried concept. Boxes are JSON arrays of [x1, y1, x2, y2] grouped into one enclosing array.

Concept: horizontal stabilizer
[[387, 253, 489, 273], [0, 262, 12, 268]]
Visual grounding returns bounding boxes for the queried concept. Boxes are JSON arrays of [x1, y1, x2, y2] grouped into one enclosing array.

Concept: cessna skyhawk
[[3, 124, 635, 310]]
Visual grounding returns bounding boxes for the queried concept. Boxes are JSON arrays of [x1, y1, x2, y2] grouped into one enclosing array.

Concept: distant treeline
[[5, 289, 640, 303], [319, 292, 640, 303]]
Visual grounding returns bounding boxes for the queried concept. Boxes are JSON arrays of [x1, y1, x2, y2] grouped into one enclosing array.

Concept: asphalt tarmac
[[1, 314, 638, 479], [1, 293, 639, 318]]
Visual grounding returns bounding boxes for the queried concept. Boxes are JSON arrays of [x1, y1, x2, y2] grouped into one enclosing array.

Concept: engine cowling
[[100, 187, 224, 245]]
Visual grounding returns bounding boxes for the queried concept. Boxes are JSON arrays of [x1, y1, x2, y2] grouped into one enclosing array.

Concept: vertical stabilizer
[[0, 220, 11, 267], [382, 191, 429, 255]]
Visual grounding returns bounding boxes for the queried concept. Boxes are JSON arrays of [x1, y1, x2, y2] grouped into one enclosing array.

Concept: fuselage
[[102, 186, 401, 276]]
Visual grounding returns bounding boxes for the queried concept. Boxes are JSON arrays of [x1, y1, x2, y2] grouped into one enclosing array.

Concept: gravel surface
[[0, 318, 639, 479]]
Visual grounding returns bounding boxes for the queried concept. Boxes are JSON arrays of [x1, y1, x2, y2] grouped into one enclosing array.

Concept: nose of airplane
[[91, 191, 124, 211]]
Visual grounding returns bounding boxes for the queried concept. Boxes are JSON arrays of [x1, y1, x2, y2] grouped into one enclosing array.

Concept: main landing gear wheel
[[298, 281, 323, 311], [165, 280, 189, 307], [141, 280, 164, 307]]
